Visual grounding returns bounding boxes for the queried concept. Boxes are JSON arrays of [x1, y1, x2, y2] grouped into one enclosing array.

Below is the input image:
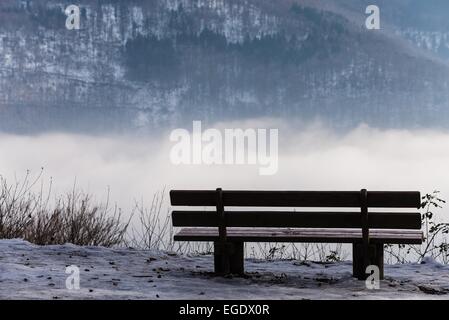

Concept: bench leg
[[214, 242, 244, 275], [229, 242, 244, 275], [214, 242, 230, 275], [352, 243, 384, 280]]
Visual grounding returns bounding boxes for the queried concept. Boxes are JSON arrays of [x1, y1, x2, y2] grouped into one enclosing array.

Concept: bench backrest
[[171, 189, 421, 275], [170, 189, 422, 230]]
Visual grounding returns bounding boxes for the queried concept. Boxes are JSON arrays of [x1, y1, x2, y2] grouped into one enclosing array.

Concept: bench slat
[[170, 190, 421, 208], [172, 211, 422, 229], [174, 227, 423, 244]]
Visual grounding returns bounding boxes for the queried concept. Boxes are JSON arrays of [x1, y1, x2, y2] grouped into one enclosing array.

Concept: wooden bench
[[170, 189, 423, 280]]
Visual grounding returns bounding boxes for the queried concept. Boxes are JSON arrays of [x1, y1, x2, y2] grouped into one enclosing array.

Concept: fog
[[0, 120, 448, 220]]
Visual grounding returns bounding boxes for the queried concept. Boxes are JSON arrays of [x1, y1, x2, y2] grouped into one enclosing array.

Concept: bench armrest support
[[216, 188, 230, 274]]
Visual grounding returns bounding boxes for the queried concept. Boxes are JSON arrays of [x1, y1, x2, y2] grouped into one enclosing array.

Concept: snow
[[1, 239, 449, 300]]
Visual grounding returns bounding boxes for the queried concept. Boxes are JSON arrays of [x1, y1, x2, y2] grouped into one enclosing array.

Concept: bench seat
[[174, 227, 423, 244]]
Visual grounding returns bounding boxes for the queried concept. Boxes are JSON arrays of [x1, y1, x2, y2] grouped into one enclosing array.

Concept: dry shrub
[[128, 189, 213, 254], [0, 173, 129, 247]]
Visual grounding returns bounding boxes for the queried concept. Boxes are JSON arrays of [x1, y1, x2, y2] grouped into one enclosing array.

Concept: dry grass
[[0, 173, 129, 247], [127, 189, 213, 254]]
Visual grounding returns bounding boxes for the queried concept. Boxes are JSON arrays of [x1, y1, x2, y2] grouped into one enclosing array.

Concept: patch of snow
[[1, 239, 449, 300]]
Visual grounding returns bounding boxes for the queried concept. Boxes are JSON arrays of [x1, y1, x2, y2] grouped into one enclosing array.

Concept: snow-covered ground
[[1, 239, 448, 300]]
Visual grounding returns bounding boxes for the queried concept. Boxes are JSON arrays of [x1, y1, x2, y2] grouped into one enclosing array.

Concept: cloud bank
[[0, 120, 448, 220]]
